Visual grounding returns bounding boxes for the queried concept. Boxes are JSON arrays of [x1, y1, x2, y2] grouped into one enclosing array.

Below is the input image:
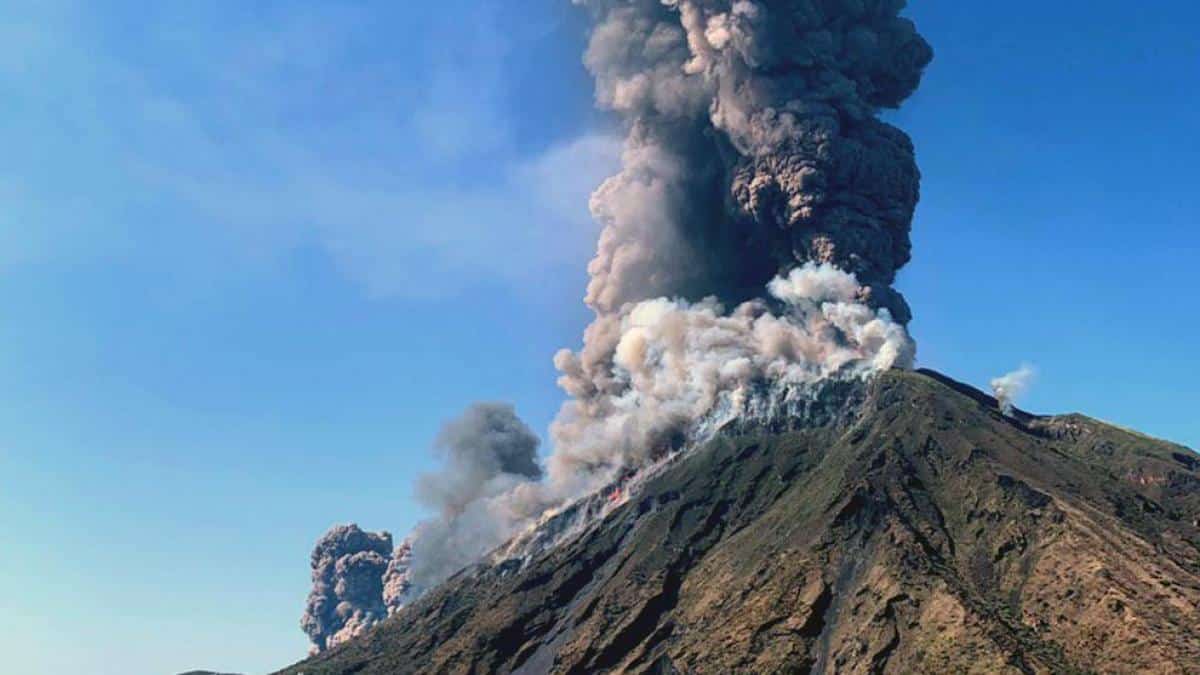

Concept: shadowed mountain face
[[277, 370, 1200, 674]]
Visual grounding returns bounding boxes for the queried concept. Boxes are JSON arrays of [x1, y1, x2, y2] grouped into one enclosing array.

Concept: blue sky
[[0, 1, 1196, 673]]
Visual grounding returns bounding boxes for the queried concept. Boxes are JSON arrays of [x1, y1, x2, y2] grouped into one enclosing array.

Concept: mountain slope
[[278, 370, 1200, 674]]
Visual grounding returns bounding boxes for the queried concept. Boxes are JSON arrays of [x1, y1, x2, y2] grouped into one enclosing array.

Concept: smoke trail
[[302, 0, 932, 651], [991, 364, 1036, 416]]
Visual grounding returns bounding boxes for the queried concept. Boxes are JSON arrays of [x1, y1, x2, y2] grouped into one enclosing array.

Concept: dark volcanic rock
[[278, 371, 1200, 674]]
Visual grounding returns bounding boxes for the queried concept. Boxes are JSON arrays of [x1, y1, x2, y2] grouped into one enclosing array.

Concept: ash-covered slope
[[278, 370, 1200, 674]]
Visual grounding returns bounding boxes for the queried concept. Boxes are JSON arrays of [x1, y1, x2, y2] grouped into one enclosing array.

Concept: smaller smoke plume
[[382, 538, 413, 615], [416, 402, 543, 516], [407, 403, 547, 593], [300, 524, 393, 654], [991, 364, 1037, 415], [301, 406, 549, 653]]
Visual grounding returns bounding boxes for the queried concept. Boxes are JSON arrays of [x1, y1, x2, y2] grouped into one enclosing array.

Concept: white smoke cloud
[[550, 263, 913, 487], [991, 364, 1037, 416]]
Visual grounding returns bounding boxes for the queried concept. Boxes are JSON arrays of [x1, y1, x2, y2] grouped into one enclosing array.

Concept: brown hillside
[[279, 370, 1200, 674]]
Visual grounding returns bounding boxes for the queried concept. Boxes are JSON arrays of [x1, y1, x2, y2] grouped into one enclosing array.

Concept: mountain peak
[[279, 370, 1200, 674]]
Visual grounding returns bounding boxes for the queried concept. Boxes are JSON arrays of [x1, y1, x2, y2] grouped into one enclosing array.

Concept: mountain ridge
[[278, 369, 1200, 674]]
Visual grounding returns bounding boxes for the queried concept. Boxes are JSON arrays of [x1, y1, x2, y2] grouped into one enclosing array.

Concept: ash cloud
[[301, 405, 547, 652], [550, 262, 913, 484], [551, 0, 931, 487], [300, 524, 394, 654], [302, 0, 933, 652]]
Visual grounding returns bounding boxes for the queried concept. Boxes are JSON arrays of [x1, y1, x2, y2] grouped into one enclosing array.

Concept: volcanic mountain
[[277, 370, 1200, 674]]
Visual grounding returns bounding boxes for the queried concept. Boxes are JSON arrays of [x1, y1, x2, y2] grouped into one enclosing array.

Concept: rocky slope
[[277, 370, 1200, 674]]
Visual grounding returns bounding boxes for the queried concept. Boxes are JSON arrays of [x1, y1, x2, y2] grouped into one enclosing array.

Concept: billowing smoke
[[550, 0, 930, 488], [415, 402, 543, 516], [550, 262, 912, 483], [991, 364, 1036, 416], [382, 538, 412, 615], [575, 0, 930, 319], [300, 524, 394, 654], [406, 403, 547, 591], [302, 0, 932, 652], [301, 406, 547, 652]]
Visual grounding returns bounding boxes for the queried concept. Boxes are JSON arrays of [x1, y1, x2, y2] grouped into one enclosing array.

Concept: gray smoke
[[302, 1, 933, 652], [550, 0, 931, 487], [415, 402, 543, 516], [300, 524, 393, 654], [406, 403, 547, 592], [301, 406, 547, 652], [418, 0, 931, 573], [575, 0, 931, 318]]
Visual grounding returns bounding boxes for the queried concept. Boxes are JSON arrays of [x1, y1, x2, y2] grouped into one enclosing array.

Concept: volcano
[[276, 369, 1200, 674]]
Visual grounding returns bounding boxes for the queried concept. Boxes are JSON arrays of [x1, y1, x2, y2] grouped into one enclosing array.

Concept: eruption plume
[[302, 0, 932, 652], [551, 0, 931, 486], [575, 0, 930, 320]]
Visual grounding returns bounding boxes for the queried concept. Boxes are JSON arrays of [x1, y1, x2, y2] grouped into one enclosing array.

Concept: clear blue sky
[[0, 1, 1195, 673]]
